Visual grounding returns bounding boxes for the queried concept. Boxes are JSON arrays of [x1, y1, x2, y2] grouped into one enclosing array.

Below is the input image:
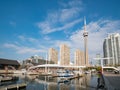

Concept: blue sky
[[0, 0, 120, 62]]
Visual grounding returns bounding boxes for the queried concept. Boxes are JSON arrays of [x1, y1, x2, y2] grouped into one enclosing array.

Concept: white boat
[[26, 71, 39, 75], [73, 70, 83, 76], [14, 69, 26, 74], [57, 70, 74, 77], [84, 71, 91, 74]]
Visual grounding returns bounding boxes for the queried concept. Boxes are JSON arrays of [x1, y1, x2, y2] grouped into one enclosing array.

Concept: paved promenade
[[103, 72, 120, 90]]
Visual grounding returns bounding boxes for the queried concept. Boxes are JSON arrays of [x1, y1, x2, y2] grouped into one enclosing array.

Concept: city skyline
[[0, 0, 120, 61], [24, 46, 85, 65]]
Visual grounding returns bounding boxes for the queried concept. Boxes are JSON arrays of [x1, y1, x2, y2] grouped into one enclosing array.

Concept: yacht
[[57, 70, 74, 77]]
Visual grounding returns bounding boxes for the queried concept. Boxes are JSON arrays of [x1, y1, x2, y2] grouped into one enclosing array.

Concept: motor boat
[[57, 70, 74, 77]]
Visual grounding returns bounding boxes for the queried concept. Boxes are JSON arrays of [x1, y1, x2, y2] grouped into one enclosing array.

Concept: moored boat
[[57, 70, 74, 77]]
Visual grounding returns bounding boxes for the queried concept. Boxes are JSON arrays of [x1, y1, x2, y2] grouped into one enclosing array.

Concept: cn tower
[[83, 17, 88, 66]]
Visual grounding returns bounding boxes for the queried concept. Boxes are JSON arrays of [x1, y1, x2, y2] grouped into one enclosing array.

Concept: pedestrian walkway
[[103, 72, 120, 90]]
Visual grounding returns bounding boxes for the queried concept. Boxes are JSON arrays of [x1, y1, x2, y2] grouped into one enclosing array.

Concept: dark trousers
[[97, 78, 100, 87]]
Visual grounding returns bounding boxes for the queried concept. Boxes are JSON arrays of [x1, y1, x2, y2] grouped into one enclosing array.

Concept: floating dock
[[0, 77, 19, 82], [0, 77, 12, 82], [67, 75, 82, 80], [52, 73, 83, 78], [0, 83, 27, 90]]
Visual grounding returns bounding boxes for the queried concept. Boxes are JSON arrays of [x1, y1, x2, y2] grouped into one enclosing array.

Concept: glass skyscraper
[[103, 33, 120, 66]]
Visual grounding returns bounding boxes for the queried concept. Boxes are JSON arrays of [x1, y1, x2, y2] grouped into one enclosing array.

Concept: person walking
[[97, 71, 105, 89], [97, 71, 101, 88]]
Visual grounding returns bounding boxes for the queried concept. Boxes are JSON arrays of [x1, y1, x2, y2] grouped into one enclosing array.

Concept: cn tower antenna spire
[[84, 16, 86, 31], [84, 16, 86, 26]]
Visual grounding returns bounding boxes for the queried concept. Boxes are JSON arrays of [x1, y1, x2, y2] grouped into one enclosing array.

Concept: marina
[[0, 72, 100, 90], [0, 68, 120, 90], [0, 63, 120, 90], [0, 0, 120, 90]]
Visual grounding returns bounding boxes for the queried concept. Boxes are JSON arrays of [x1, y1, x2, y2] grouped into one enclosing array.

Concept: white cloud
[[4, 43, 19, 49], [60, 7, 81, 22], [37, 18, 82, 34], [54, 40, 71, 48], [18, 35, 26, 41], [18, 35, 50, 51], [60, 0, 83, 22], [36, 0, 83, 34], [4, 43, 46, 54], [18, 35, 39, 43], [43, 36, 51, 40], [70, 19, 120, 58]]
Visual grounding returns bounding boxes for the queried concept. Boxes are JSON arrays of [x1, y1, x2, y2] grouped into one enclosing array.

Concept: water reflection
[[0, 73, 98, 90]]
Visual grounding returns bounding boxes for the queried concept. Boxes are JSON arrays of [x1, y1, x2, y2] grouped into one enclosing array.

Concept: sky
[[0, 0, 120, 63]]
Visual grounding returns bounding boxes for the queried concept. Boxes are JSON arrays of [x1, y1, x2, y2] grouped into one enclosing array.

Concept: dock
[[0, 76, 19, 82], [67, 75, 81, 80], [0, 70, 13, 74], [52, 74, 84, 78], [0, 77, 12, 82], [0, 83, 27, 90]]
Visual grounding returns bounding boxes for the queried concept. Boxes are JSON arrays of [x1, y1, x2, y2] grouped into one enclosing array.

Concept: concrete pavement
[[103, 72, 120, 90]]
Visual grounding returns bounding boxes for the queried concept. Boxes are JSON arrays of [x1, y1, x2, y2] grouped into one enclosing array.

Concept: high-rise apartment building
[[96, 54, 101, 66], [60, 44, 70, 65], [74, 49, 84, 66], [48, 48, 58, 64], [103, 33, 120, 66]]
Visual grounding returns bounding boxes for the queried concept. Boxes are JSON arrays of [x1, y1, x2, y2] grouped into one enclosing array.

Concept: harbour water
[[0, 73, 98, 90]]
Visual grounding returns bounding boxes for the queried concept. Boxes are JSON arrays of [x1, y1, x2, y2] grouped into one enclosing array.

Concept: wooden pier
[[0, 83, 27, 90]]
